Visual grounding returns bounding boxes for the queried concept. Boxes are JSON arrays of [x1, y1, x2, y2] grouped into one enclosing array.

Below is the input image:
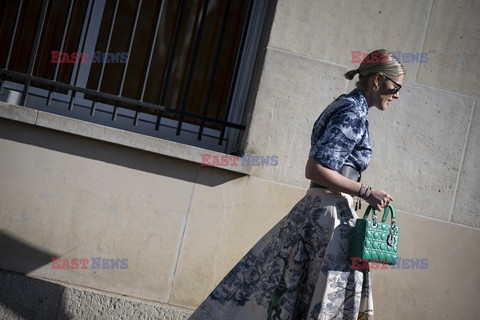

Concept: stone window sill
[[0, 101, 250, 175]]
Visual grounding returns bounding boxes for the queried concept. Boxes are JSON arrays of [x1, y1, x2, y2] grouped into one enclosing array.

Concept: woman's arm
[[305, 158, 393, 211]]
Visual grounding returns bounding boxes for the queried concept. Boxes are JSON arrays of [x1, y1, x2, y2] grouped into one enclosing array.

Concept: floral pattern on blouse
[[309, 89, 372, 173]]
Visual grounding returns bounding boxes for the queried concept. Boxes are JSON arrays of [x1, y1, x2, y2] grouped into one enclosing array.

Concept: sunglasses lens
[[384, 75, 400, 94]]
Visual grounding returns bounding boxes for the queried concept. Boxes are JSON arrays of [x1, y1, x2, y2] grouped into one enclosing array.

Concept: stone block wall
[[0, 0, 479, 319]]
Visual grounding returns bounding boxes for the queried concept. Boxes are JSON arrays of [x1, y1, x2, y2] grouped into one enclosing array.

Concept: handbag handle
[[362, 204, 396, 223], [362, 205, 398, 247]]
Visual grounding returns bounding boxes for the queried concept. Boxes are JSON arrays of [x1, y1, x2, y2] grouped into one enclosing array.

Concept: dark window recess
[[0, 0, 266, 153]]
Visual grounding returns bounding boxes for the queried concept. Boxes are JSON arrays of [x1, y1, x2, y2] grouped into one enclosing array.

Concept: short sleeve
[[309, 105, 367, 171]]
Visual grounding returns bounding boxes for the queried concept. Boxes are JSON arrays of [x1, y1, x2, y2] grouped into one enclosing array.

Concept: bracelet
[[358, 183, 373, 200], [358, 183, 366, 197], [364, 186, 373, 199]]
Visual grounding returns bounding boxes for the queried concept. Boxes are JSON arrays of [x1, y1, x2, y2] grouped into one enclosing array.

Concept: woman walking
[[189, 49, 405, 320]]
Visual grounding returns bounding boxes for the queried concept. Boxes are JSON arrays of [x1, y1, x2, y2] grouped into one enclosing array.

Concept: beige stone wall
[[242, 0, 480, 318], [0, 0, 479, 319]]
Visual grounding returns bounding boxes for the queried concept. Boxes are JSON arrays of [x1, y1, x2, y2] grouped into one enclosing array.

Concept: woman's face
[[374, 74, 404, 110]]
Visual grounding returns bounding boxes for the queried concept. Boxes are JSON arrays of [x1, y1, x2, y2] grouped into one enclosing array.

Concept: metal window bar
[[47, 0, 74, 106], [69, 0, 95, 111], [155, 0, 187, 131], [118, 0, 142, 97], [197, 0, 232, 141], [0, 0, 256, 153], [96, 0, 119, 90], [91, 0, 120, 116], [134, 0, 165, 126], [175, 0, 209, 136], [20, 0, 49, 106], [110, 0, 142, 122], [0, 0, 23, 93], [155, 1, 185, 130], [2, 69, 245, 131]]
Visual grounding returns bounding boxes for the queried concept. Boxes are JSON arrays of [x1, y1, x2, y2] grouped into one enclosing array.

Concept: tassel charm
[[355, 197, 362, 211]]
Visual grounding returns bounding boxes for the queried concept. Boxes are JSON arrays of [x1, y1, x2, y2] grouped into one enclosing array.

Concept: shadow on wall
[[0, 231, 72, 319], [0, 118, 244, 187], [0, 269, 72, 320], [0, 231, 58, 274]]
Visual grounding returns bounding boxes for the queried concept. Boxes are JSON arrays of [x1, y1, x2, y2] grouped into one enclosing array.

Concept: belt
[[310, 165, 361, 188]]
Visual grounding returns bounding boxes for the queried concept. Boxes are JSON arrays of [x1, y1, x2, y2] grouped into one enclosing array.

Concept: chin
[[375, 104, 388, 111]]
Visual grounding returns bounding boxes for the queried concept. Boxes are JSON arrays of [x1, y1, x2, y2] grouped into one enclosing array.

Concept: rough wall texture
[[0, 0, 479, 319], [0, 270, 192, 319]]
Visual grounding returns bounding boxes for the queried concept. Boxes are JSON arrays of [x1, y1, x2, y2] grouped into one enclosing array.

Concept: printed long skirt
[[189, 188, 374, 320]]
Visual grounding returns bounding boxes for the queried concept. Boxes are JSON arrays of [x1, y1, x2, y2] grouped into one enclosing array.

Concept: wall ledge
[[0, 101, 251, 175]]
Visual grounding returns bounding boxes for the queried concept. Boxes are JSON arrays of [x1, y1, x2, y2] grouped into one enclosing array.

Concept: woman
[[189, 49, 405, 320]]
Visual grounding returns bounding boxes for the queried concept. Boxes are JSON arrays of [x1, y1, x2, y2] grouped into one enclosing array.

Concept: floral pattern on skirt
[[189, 188, 374, 320]]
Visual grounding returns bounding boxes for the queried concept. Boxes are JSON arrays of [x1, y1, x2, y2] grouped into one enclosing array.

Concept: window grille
[[0, 0, 267, 153]]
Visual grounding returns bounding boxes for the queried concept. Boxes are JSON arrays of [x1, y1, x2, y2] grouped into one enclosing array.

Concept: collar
[[349, 88, 369, 116]]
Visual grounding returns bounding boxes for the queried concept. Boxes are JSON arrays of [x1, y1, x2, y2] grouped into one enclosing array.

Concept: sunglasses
[[383, 74, 402, 94]]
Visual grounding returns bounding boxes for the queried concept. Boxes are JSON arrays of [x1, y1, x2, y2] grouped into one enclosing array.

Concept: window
[[0, 0, 268, 153]]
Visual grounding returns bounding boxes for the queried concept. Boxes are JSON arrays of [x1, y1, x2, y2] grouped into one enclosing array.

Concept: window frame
[[0, 0, 269, 154]]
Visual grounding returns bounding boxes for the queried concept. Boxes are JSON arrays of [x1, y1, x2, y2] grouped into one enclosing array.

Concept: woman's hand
[[365, 189, 393, 211], [305, 158, 394, 211]]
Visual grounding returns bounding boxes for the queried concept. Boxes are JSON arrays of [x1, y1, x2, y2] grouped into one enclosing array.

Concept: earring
[[373, 85, 379, 91]]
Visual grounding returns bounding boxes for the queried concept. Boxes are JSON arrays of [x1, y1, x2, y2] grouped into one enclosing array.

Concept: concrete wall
[[1, 0, 479, 319]]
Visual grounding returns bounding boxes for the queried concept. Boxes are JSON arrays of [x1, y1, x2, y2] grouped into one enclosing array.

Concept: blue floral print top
[[309, 89, 372, 173]]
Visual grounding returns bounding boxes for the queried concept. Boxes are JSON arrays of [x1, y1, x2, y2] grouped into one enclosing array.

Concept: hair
[[344, 49, 405, 87]]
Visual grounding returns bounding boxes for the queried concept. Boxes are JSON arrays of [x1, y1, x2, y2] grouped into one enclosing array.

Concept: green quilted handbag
[[349, 204, 399, 265]]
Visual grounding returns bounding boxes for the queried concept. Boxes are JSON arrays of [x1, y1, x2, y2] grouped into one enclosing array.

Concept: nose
[[393, 92, 400, 99]]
